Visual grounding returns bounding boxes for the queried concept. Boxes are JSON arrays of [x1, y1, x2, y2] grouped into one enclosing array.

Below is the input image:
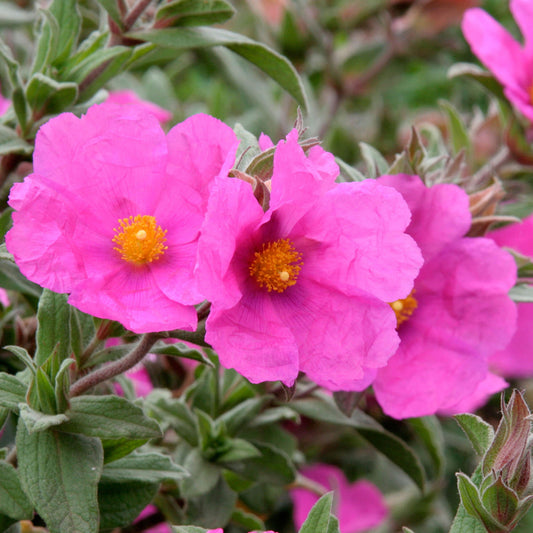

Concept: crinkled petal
[[462, 8, 529, 92], [503, 86, 533, 122], [258, 132, 274, 151], [439, 373, 508, 415], [6, 179, 86, 292], [374, 332, 489, 419], [275, 279, 399, 390], [378, 174, 471, 261], [490, 303, 533, 377], [269, 131, 338, 234], [164, 113, 239, 219], [295, 179, 422, 302], [197, 176, 264, 309], [414, 238, 517, 354], [205, 294, 299, 385], [69, 267, 197, 334], [291, 465, 388, 533], [33, 103, 169, 213]]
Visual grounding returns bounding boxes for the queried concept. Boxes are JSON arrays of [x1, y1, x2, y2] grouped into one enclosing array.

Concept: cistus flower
[[372, 174, 517, 419], [197, 131, 422, 389], [291, 464, 388, 532], [6, 103, 238, 333], [462, 0, 533, 122], [488, 214, 533, 377]]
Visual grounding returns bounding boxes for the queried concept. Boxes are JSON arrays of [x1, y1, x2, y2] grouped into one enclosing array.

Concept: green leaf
[[98, 480, 158, 529], [48, 0, 81, 65], [359, 142, 389, 179], [31, 8, 59, 74], [0, 244, 41, 296], [336, 157, 366, 182], [100, 451, 188, 483], [226, 441, 296, 485], [509, 284, 533, 303], [129, 27, 307, 109], [59, 395, 162, 439], [455, 413, 495, 456], [448, 62, 506, 101], [156, 0, 235, 27], [299, 492, 340, 533], [151, 341, 214, 367], [172, 526, 209, 533], [0, 2, 35, 26], [101, 437, 149, 464], [456, 472, 505, 533], [32, 367, 58, 414], [0, 373, 27, 412], [11, 87, 27, 134], [0, 461, 33, 519], [0, 125, 33, 156], [0, 513, 17, 532], [61, 46, 132, 101], [96, 0, 124, 30], [214, 438, 261, 463], [482, 476, 519, 527], [34, 289, 71, 367], [69, 308, 96, 364], [16, 423, 103, 533], [292, 395, 425, 491], [409, 416, 445, 478], [217, 397, 269, 436], [26, 73, 78, 114], [230, 507, 265, 531], [19, 403, 68, 433], [439, 100, 471, 157], [179, 446, 220, 497], [146, 392, 199, 446], [3, 346, 36, 374]]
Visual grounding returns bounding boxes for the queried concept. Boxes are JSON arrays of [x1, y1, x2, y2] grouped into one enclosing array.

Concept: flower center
[[249, 238, 303, 293], [112, 215, 167, 265], [389, 290, 418, 327]]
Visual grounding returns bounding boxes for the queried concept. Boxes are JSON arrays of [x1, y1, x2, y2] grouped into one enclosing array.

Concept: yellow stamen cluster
[[112, 215, 167, 265], [389, 291, 418, 327], [249, 238, 303, 293]]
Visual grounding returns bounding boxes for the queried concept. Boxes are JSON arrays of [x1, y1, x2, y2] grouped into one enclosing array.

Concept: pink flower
[[106, 90, 172, 124], [291, 464, 388, 533], [197, 131, 422, 389], [488, 214, 533, 377], [0, 90, 10, 116], [372, 174, 517, 419], [207, 530, 277, 533], [462, 0, 533, 122], [6, 103, 238, 333]]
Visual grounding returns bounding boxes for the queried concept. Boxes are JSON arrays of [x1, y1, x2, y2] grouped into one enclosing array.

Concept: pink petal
[[291, 465, 388, 533], [439, 372, 508, 415], [268, 131, 338, 235], [280, 279, 399, 390], [258, 132, 274, 150], [414, 238, 517, 355], [296, 179, 422, 302], [462, 8, 529, 93], [68, 267, 197, 334], [197, 176, 264, 309], [510, 0, 533, 59], [374, 333, 489, 419], [488, 214, 533, 257], [377, 174, 472, 262], [206, 291, 299, 385], [490, 303, 533, 377]]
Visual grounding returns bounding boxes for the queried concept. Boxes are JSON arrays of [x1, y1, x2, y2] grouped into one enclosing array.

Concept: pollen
[[389, 290, 418, 327], [112, 215, 167, 265], [249, 238, 303, 293]]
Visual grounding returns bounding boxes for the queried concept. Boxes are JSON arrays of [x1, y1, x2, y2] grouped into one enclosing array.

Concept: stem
[[69, 332, 163, 397], [470, 146, 511, 189], [124, 0, 154, 31], [288, 473, 328, 496], [166, 323, 209, 347]]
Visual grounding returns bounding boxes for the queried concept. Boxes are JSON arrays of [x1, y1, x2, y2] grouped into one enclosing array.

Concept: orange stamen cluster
[[112, 215, 167, 265], [249, 238, 303, 293], [389, 290, 418, 327]]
